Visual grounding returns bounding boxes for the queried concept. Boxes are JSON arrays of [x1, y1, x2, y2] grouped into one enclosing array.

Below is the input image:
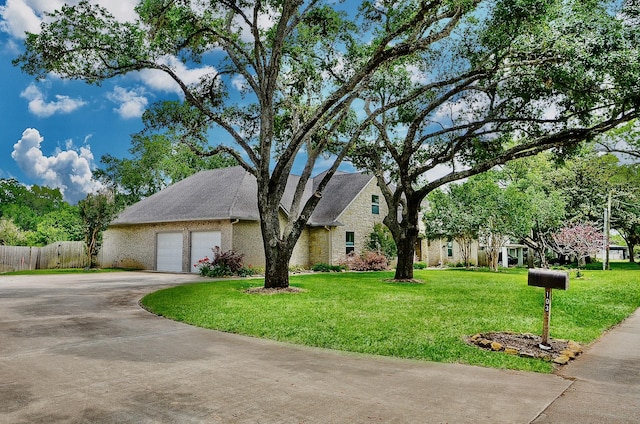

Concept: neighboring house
[[101, 166, 388, 272], [599, 245, 630, 261], [421, 238, 481, 267]]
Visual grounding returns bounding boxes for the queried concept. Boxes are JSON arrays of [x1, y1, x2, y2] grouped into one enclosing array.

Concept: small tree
[[78, 191, 117, 268], [0, 218, 28, 246], [552, 223, 605, 267], [424, 186, 480, 269], [367, 223, 397, 260]]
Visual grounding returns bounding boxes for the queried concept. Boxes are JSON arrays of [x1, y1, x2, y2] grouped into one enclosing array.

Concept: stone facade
[[325, 178, 388, 265], [102, 220, 232, 272], [422, 238, 480, 267], [231, 220, 264, 267]]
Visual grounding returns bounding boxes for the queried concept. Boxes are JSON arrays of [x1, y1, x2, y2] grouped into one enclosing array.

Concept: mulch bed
[[467, 332, 582, 364], [244, 287, 305, 295]]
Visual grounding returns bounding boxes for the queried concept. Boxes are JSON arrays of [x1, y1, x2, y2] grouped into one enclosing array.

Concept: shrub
[[236, 265, 263, 277], [288, 264, 308, 273], [583, 261, 603, 270], [340, 250, 388, 271], [312, 263, 345, 272], [413, 262, 427, 269], [194, 246, 246, 277]]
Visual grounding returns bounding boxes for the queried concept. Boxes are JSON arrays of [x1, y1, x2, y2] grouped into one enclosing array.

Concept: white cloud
[[136, 55, 216, 95], [108, 86, 148, 119], [20, 83, 86, 117], [406, 64, 430, 85], [11, 128, 102, 203], [231, 75, 248, 91], [0, 0, 46, 39], [2, 38, 21, 54], [94, 0, 138, 23], [0, 0, 137, 39]]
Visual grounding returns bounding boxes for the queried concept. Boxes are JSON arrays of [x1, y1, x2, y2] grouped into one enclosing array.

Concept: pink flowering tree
[[552, 223, 605, 267]]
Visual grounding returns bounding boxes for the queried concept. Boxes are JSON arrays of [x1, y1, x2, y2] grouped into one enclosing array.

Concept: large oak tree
[[350, 0, 640, 279], [16, 0, 480, 288]]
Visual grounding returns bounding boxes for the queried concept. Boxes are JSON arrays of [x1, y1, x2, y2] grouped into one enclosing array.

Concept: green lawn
[[141, 263, 640, 373]]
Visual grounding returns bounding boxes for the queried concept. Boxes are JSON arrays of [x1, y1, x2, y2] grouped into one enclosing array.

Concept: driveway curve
[[0, 272, 572, 423]]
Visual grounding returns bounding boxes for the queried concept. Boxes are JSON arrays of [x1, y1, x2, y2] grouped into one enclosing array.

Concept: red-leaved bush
[[340, 250, 389, 271], [194, 246, 245, 277]]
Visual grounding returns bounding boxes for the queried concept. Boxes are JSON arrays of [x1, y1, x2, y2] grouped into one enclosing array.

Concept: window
[[371, 195, 380, 214], [447, 241, 454, 258], [346, 231, 355, 254]]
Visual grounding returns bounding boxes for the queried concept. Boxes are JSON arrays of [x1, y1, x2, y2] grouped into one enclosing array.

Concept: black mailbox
[[528, 269, 569, 290]]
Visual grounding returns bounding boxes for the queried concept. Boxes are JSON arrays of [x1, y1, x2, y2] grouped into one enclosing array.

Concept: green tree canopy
[[15, 0, 486, 288], [424, 183, 481, 268], [95, 130, 237, 208], [350, 0, 640, 279], [0, 179, 82, 246], [29, 206, 84, 246], [0, 218, 28, 246], [500, 154, 567, 267]]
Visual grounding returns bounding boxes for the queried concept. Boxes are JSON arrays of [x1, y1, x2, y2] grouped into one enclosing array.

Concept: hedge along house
[[101, 166, 388, 272]]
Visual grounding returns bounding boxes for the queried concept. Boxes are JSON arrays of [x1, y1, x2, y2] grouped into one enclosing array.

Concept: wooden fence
[[0, 241, 87, 272]]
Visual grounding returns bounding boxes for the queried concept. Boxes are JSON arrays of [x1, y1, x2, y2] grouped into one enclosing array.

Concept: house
[[599, 245, 630, 261], [421, 238, 481, 267], [100, 166, 388, 272]]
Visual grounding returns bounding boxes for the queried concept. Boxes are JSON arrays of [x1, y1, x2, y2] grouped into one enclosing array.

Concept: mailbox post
[[528, 269, 569, 348]]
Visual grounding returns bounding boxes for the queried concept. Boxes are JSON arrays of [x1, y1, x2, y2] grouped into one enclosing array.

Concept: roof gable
[[308, 172, 374, 226]]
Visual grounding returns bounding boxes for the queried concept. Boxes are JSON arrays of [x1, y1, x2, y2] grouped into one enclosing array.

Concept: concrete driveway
[[0, 271, 575, 423]]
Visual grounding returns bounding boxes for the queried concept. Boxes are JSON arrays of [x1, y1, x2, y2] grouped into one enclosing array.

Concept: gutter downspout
[[230, 219, 239, 250], [324, 226, 332, 265]]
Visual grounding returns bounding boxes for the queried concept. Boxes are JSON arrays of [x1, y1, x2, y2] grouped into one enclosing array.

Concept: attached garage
[[190, 231, 221, 273], [156, 232, 183, 272]]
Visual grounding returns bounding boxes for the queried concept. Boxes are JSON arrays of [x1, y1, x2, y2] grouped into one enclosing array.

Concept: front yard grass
[[141, 264, 640, 373]]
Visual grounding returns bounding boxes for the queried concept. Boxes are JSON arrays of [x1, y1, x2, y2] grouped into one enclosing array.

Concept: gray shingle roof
[[110, 166, 374, 227], [307, 171, 375, 226]]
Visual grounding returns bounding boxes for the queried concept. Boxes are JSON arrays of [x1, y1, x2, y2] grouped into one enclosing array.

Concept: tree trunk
[[260, 213, 294, 288], [456, 236, 472, 269], [386, 199, 421, 281], [394, 233, 418, 280], [258, 186, 299, 289], [629, 242, 636, 263], [537, 247, 549, 269], [264, 247, 292, 288]]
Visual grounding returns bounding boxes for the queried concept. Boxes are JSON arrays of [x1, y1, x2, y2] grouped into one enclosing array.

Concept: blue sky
[[0, 1, 466, 204], [0, 0, 223, 203], [0, 0, 369, 204]]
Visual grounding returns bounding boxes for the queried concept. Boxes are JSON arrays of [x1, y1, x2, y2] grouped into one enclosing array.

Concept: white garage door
[[156, 232, 183, 272], [190, 231, 222, 273]]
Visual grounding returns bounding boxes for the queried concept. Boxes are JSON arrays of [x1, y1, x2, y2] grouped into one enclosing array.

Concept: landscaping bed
[[467, 332, 582, 365]]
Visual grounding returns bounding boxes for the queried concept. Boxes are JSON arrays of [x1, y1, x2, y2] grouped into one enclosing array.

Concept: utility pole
[[604, 191, 612, 270]]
